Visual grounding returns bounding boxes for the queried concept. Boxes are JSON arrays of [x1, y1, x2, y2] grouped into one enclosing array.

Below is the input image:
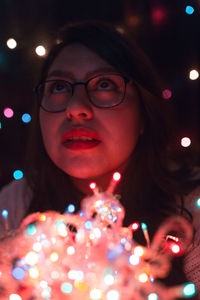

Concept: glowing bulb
[[3, 107, 14, 118], [129, 254, 140, 265], [33, 242, 42, 252], [12, 267, 25, 280], [185, 6, 194, 15], [171, 244, 181, 254], [2, 209, 8, 219], [162, 89, 172, 99], [9, 295, 22, 300], [13, 170, 23, 180], [25, 251, 39, 265], [104, 274, 115, 285], [181, 137, 191, 147], [50, 252, 59, 262], [22, 113, 31, 123], [138, 272, 149, 283], [131, 222, 139, 231], [90, 288, 103, 299], [67, 246, 75, 255], [38, 214, 46, 222], [133, 246, 144, 257], [189, 69, 199, 80], [7, 38, 17, 49], [61, 282, 73, 294], [106, 289, 119, 300], [148, 293, 158, 300], [35, 45, 46, 56], [196, 198, 200, 208], [113, 172, 121, 181], [183, 283, 196, 297], [29, 267, 39, 278], [90, 182, 96, 190]]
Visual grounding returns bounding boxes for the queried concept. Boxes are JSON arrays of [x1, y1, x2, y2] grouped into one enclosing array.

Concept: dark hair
[[26, 20, 192, 233]]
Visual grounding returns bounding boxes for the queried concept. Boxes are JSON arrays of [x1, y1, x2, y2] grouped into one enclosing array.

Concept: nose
[[65, 84, 93, 121]]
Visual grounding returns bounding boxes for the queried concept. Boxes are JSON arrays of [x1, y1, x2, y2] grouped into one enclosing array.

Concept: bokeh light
[[152, 7, 166, 24], [22, 113, 31, 123], [148, 293, 158, 300], [13, 170, 24, 180], [196, 198, 200, 208], [185, 6, 194, 15], [35, 45, 46, 56], [3, 107, 14, 118], [9, 295, 22, 300], [162, 89, 172, 99], [7, 38, 17, 49], [181, 137, 191, 148], [182, 283, 196, 297], [189, 69, 199, 80]]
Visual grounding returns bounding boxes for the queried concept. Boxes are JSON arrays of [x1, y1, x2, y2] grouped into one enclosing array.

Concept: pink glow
[[3, 107, 14, 118], [162, 89, 172, 99]]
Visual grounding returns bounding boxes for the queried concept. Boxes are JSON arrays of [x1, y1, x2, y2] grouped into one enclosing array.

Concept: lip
[[61, 127, 101, 150]]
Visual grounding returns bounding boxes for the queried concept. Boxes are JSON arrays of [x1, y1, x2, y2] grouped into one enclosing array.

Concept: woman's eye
[[96, 80, 116, 91], [49, 81, 70, 94]]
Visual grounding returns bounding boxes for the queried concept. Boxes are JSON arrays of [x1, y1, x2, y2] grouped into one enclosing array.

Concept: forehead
[[47, 43, 116, 80]]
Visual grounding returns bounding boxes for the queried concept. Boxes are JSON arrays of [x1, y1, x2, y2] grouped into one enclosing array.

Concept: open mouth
[[61, 128, 101, 150]]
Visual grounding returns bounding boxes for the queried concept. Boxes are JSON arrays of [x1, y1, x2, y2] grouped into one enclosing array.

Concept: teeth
[[68, 136, 94, 141]]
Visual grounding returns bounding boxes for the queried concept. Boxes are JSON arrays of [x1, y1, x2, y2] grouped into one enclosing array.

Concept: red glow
[[113, 172, 121, 182], [152, 7, 166, 25], [89, 182, 96, 190], [170, 243, 181, 254], [162, 89, 172, 100], [131, 222, 139, 231]]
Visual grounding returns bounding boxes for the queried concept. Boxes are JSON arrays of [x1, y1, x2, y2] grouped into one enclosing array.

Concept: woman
[[0, 20, 199, 295]]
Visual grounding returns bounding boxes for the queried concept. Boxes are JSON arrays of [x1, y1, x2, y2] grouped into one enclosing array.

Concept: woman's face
[[39, 44, 143, 188]]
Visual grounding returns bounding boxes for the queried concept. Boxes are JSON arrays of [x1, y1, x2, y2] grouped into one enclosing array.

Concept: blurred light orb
[[162, 89, 172, 99], [189, 69, 199, 80], [181, 137, 191, 148], [7, 38, 17, 49], [9, 295, 22, 300], [152, 7, 166, 24], [185, 6, 194, 15], [13, 170, 24, 180], [148, 293, 158, 300], [22, 113, 31, 123], [35, 45, 46, 56], [3, 107, 14, 118]]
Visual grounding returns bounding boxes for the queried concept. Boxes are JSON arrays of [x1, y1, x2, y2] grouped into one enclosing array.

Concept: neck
[[70, 169, 126, 196]]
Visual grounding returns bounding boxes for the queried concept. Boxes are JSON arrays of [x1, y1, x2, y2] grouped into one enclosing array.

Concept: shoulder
[[0, 178, 32, 232], [183, 185, 200, 294]]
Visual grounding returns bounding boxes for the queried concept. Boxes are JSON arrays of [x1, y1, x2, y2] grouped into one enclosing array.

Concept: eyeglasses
[[35, 73, 129, 112]]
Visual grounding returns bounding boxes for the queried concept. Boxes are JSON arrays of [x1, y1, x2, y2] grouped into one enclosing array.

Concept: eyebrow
[[47, 67, 118, 80]]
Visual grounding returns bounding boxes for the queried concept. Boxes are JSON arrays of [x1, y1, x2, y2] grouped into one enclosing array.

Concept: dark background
[[0, 0, 200, 188]]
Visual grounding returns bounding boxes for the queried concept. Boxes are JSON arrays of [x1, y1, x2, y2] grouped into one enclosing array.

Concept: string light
[[35, 45, 46, 56], [22, 113, 31, 123], [162, 88, 172, 99], [6, 38, 17, 49], [0, 174, 196, 299], [182, 283, 196, 297], [185, 6, 194, 15], [13, 170, 23, 180], [148, 293, 158, 300], [181, 137, 191, 147], [196, 198, 200, 208], [3, 107, 14, 118], [189, 69, 199, 80]]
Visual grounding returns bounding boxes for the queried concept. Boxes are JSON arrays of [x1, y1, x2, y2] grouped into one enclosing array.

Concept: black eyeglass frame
[[35, 73, 130, 112]]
